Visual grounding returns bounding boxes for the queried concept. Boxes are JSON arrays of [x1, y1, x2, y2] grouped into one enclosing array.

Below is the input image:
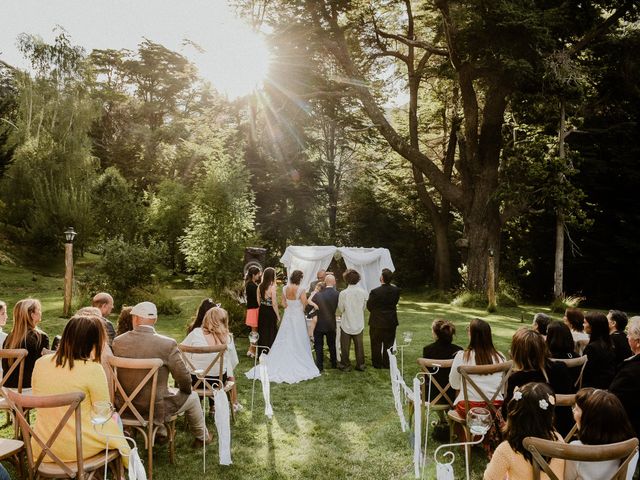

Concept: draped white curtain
[[279, 246, 395, 292]]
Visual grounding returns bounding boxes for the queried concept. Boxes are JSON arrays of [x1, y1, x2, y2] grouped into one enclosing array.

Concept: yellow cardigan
[[484, 433, 565, 480], [31, 354, 129, 465]]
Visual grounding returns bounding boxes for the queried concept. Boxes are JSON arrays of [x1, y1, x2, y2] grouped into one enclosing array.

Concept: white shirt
[[181, 328, 239, 377], [564, 440, 638, 480], [0, 328, 6, 377], [337, 285, 368, 335], [449, 350, 506, 405]]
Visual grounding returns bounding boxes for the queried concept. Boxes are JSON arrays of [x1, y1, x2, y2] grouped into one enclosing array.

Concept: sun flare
[[198, 24, 270, 99]]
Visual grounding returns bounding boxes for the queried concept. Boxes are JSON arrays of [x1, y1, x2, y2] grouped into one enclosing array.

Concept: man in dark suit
[[608, 309, 633, 365], [367, 269, 401, 369], [313, 274, 339, 371], [609, 316, 640, 437]]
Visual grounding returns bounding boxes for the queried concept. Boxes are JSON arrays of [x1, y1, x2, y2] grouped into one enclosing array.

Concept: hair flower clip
[[513, 391, 523, 401], [539, 399, 549, 410]]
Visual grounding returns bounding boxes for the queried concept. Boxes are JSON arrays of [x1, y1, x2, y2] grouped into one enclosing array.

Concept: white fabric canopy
[[279, 246, 395, 292]]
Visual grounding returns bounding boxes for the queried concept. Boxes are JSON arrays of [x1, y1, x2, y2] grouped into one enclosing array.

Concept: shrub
[[550, 294, 585, 314], [451, 291, 487, 308], [127, 286, 181, 315], [423, 289, 454, 304]]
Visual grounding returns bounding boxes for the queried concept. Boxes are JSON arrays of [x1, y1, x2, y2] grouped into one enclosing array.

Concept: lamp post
[[63, 227, 76, 317]]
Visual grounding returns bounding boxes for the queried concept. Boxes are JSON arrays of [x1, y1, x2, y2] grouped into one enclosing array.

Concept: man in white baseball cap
[[113, 301, 211, 447]]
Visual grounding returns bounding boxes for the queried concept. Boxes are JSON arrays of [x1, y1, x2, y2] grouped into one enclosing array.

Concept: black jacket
[[582, 341, 616, 389], [611, 331, 633, 367], [314, 287, 339, 333], [422, 340, 463, 403], [610, 354, 640, 438], [367, 283, 401, 329]]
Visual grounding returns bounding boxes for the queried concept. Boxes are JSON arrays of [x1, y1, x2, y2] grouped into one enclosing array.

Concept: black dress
[[582, 341, 616, 388], [422, 340, 463, 403], [2, 329, 50, 388], [257, 290, 278, 355]]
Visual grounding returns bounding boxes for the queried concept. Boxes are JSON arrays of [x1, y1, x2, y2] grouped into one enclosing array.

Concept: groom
[[312, 274, 338, 371]]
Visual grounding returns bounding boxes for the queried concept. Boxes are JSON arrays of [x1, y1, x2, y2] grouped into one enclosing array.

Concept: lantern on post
[[63, 227, 77, 317]]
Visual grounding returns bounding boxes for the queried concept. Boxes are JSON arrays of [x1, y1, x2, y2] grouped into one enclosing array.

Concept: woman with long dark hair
[[187, 298, 218, 334], [2, 298, 49, 388], [582, 312, 616, 388], [257, 267, 279, 354], [449, 318, 506, 417], [565, 388, 638, 479], [546, 320, 578, 359], [484, 382, 563, 480], [244, 266, 261, 358]]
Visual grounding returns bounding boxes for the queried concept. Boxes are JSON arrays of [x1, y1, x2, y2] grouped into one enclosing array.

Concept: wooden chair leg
[[147, 425, 154, 480]]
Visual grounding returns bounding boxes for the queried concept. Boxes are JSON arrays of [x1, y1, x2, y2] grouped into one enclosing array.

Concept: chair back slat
[[417, 358, 455, 408], [458, 360, 512, 418], [524, 436, 639, 480], [4, 388, 85, 478], [178, 344, 227, 396], [107, 356, 162, 426], [0, 349, 28, 393], [550, 356, 588, 389]]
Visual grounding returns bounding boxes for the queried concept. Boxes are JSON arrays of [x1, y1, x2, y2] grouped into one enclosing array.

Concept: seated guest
[[608, 309, 632, 366], [450, 318, 506, 417], [74, 306, 115, 397], [91, 292, 117, 345], [504, 328, 573, 435], [31, 315, 129, 465], [0, 300, 7, 378], [181, 306, 241, 412], [532, 313, 551, 337], [565, 388, 638, 480], [581, 312, 616, 389], [187, 298, 218, 334], [609, 316, 640, 438], [422, 319, 463, 404], [484, 382, 564, 480], [564, 307, 589, 353], [2, 298, 49, 388], [113, 301, 211, 447], [116, 306, 133, 336], [546, 321, 579, 359]]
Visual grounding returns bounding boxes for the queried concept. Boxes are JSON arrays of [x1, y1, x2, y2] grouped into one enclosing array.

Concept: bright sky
[[0, 0, 269, 98]]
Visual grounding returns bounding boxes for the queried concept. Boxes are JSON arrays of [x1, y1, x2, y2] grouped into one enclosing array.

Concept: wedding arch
[[279, 246, 395, 292]]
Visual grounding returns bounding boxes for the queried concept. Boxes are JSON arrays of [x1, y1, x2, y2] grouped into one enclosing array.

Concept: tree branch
[[375, 28, 449, 56]]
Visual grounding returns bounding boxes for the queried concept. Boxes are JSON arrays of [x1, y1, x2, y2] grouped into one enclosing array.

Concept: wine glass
[[248, 331, 259, 345], [91, 401, 114, 426], [467, 407, 492, 436], [402, 331, 413, 345], [193, 368, 205, 379]]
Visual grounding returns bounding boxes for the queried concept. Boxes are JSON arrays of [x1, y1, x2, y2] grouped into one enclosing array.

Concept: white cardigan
[[181, 328, 239, 377], [449, 350, 506, 406]]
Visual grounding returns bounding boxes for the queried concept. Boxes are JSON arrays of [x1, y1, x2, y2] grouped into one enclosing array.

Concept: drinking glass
[[467, 407, 491, 436], [248, 331, 259, 345], [402, 331, 413, 345], [91, 401, 114, 426]]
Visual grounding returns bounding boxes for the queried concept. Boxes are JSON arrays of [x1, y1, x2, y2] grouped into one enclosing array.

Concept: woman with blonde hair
[[2, 298, 49, 388], [182, 306, 240, 411]]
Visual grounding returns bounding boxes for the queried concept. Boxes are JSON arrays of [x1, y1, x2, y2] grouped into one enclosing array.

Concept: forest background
[[0, 0, 638, 318]]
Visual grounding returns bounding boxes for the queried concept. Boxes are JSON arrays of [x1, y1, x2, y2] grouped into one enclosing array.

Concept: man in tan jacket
[[112, 301, 211, 446]]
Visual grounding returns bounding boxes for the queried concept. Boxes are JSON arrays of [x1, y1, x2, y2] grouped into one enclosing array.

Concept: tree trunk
[[464, 199, 501, 292], [433, 216, 452, 290], [554, 100, 567, 299]]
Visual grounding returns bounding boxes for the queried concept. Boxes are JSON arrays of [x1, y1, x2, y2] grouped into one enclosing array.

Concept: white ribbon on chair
[[213, 389, 232, 465], [413, 376, 422, 478], [128, 447, 147, 480], [259, 354, 273, 419], [388, 347, 407, 432]]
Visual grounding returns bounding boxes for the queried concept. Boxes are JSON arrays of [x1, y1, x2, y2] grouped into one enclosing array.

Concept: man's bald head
[[325, 274, 336, 287], [92, 292, 114, 317]]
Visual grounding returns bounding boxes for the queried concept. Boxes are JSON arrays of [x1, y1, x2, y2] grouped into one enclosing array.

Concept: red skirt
[[245, 308, 259, 328]]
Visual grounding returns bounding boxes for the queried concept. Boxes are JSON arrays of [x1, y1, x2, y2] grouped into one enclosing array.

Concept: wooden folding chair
[[0, 349, 28, 437], [415, 358, 456, 432], [447, 361, 513, 466], [0, 438, 25, 479], [550, 355, 588, 389], [107, 356, 176, 480], [555, 393, 578, 442], [523, 436, 639, 480], [4, 389, 121, 480], [177, 343, 235, 422]]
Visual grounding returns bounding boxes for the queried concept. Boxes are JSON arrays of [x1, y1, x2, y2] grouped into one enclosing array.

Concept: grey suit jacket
[[112, 325, 192, 423]]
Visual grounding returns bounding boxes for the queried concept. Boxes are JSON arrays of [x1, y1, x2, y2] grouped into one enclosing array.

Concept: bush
[[451, 291, 487, 308], [550, 294, 585, 314], [98, 238, 163, 299], [127, 287, 181, 315], [423, 289, 454, 304]]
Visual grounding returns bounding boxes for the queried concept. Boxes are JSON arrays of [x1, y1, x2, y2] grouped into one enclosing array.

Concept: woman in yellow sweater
[[31, 314, 129, 465], [484, 382, 564, 480]]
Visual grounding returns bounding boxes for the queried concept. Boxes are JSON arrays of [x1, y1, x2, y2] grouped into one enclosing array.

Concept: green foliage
[[91, 167, 142, 241], [127, 286, 182, 315], [98, 237, 163, 298], [451, 291, 487, 309], [550, 294, 585, 314], [180, 131, 256, 287], [212, 284, 247, 337]]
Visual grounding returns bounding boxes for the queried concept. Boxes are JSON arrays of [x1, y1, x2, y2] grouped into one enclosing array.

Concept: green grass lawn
[[0, 262, 549, 479]]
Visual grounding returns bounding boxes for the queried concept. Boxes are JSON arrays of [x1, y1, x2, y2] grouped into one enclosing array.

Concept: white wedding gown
[[246, 285, 320, 384]]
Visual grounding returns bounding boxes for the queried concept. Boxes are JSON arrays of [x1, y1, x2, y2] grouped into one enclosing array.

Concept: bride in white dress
[[246, 270, 320, 384]]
